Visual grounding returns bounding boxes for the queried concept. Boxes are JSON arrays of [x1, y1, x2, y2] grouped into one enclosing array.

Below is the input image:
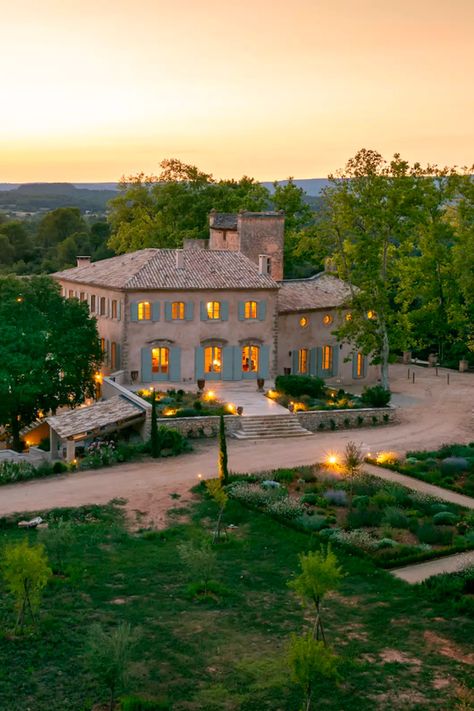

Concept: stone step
[[233, 414, 313, 439], [234, 430, 313, 439]]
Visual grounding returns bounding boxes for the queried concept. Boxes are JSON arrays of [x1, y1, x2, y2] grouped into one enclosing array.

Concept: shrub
[[295, 514, 329, 532], [52, 460, 68, 474], [0, 460, 37, 484], [329, 419, 337, 431], [346, 508, 382, 528], [356, 415, 364, 426], [382, 507, 409, 529], [275, 374, 326, 398], [267, 497, 304, 520], [37, 437, 50, 452], [433, 511, 457, 526], [323, 489, 348, 507], [301, 493, 319, 505], [121, 696, 170, 711], [441, 457, 469, 475], [375, 538, 398, 549], [417, 523, 453, 546], [371, 490, 396, 508], [343, 417, 351, 428], [352, 495, 370, 509], [361, 385, 391, 408], [317, 422, 326, 430], [383, 414, 389, 423], [274, 468, 295, 484]]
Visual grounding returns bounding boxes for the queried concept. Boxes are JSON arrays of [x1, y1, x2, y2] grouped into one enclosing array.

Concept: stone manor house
[[54, 211, 376, 386]]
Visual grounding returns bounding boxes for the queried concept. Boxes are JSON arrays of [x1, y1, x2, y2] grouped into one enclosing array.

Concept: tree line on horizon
[[0, 151, 472, 379]]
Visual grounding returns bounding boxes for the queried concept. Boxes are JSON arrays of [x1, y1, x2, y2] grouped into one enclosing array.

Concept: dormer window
[[138, 301, 151, 320]]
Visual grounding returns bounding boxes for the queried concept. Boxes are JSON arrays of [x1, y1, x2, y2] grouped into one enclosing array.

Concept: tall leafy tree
[[0, 275, 102, 450], [272, 178, 316, 277]]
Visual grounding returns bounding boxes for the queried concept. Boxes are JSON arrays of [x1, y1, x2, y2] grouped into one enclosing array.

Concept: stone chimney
[[175, 249, 185, 269], [76, 256, 91, 267], [258, 254, 271, 275]]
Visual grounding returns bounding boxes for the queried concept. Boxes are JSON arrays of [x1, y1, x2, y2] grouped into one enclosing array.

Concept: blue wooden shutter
[[164, 302, 172, 321], [316, 347, 323, 377], [258, 345, 270, 378], [185, 302, 194, 320], [116, 343, 121, 369], [352, 353, 358, 379], [220, 301, 229, 321], [222, 346, 234, 380], [105, 339, 110, 366], [309, 348, 317, 376], [117, 302, 122, 321], [238, 302, 245, 320], [200, 302, 208, 321], [363, 354, 368, 378], [331, 346, 339, 377], [152, 302, 160, 322], [130, 302, 138, 322], [169, 346, 181, 381], [195, 347, 205, 379], [233, 346, 242, 379], [292, 350, 299, 374], [257, 300, 266, 321], [141, 347, 152, 382]]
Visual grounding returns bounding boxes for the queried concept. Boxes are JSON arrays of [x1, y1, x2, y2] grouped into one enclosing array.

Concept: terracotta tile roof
[[46, 396, 145, 439], [278, 273, 353, 313], [53, 249, 278, 291]]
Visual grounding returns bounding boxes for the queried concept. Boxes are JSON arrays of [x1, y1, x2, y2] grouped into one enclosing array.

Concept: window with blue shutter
[[130, 302, 138, 322], [232, 346, 242, 380], [257, 300, 266, 321], [141, 347, 152, 382], [164, 302, 172, 321], [222, 346, 234, 380], [169, 347, 181, 381], [116, 343, 121, 370], [194, 347, 205, 379], [258, 345, 270, 378], [309, 348, 317, 376], [152, 302, 160, 322], [220, 301, 229, 321], [185, 302, 194, 320], [238, 302, 245, 321], [316, 347, 323, 377], [200, 302, 209, 321], [291, 350, 299, 374], [331, 346, 339, 377]]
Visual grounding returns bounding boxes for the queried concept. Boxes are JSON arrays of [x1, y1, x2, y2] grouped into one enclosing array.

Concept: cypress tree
[[218, 414, 229, 483], [150, 389, 160, 458]]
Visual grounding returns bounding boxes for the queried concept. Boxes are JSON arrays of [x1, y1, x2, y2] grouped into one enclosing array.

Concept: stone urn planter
[[459, 359, 469, 373], [197, 379, 205, 391], [257, 378, 265, 392], [237, 406, 244, 416]]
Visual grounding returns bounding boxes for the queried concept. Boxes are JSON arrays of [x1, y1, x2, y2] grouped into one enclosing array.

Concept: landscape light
[[326, 453, 338, 466]]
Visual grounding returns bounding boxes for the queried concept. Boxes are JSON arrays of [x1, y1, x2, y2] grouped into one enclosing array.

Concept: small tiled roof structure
[[210, 213, 238, 230], [46, 396, 145, 440], [278, 273, 353, 313], [53, 249, 277, 291]]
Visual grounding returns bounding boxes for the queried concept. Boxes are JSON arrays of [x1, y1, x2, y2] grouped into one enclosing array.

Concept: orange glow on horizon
[[1, 0, 472, 182]]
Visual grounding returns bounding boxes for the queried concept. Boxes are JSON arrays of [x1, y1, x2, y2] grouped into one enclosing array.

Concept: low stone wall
[[296, 407, 396, 432], [156, 414, 241, 439]]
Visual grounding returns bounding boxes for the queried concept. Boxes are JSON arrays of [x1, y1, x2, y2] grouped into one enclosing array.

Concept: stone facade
[[295, 407, 397, 431]]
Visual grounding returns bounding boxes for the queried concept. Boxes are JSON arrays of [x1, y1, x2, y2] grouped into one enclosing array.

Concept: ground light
[[326, 453, 339, 466]]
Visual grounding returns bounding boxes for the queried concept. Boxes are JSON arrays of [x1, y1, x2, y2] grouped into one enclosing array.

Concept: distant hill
[[261, 178, 331, 196], [0, 183, 118, 212]]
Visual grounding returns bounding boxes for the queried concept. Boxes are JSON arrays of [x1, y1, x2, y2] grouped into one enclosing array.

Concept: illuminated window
[[111, 300, 117, 318], [298, 348, 308, 374], [299, 316, 309, 328], [322, 345, 333, 371], [367, 310, 377, 320], [100, 338, 105, 354], [90, 295, 96, 312], [172, 301, 185, 319], [138, 301, 151, 320], [322, 313, 333, 326], [100, 297, 107, 316], [110, 342, 117, 369], [204, 346, 222, 373], [244, 301, 257, 319], [345, 312, 352, 321], [242, 345, 259, 372], [152, 347, 169, 374], [356, 352, 365, 377], [207, 301, 220, 320]]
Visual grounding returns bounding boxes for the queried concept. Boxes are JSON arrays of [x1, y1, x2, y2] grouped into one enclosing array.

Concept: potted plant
[[197, 378, 205, 391], [257, 377, 265, 391], [237, 406, 244, 416]]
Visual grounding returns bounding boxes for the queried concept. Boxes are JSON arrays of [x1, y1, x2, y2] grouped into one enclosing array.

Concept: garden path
[[391, 550, 474, 583]]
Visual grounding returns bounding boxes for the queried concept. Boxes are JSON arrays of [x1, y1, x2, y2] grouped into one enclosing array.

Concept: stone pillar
[[459, 359, 469, 372], [49, 427, 60, 461], [428, 353, 438, 367], [402, 351, 411, 365], [65, 439, 76, 462]]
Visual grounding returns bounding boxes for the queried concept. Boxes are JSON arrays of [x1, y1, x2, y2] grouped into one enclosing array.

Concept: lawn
[[228, 465, 474, 568], [367, 443, 474, 497], [0, 497, 473, 710]]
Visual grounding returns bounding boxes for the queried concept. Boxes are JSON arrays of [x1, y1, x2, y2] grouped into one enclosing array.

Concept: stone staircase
[[233, 414, 313, 440]]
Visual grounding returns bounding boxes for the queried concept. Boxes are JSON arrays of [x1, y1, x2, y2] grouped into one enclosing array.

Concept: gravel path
[[391, 550, 474, 583]]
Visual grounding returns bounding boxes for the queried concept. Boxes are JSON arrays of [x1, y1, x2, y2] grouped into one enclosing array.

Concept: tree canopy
[[0, 275, 102, 449]]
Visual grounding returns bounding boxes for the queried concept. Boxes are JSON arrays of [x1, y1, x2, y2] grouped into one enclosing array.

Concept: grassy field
[[0, 496, 473, 710]]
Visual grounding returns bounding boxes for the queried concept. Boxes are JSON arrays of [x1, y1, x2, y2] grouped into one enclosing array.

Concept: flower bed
[[137, 387, 237, 418], [226, 465, 474, 568], [268, 377, 391, 413], [366, 443, 474, 497]]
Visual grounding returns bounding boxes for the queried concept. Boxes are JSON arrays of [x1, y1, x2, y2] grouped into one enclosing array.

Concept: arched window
[[172, 301, 185, 320], [152, 347, 169, 374], [322, 345, 333, 371], [138, 301, 151, 320], [204, 346, 222, 373], [298, 348, 308, 374], [206, 301, 221, 320], [244, 301, 257, 319], [322, 313, 333, 326], [242, 345, 259, 372], [99, 297, 107, 316]]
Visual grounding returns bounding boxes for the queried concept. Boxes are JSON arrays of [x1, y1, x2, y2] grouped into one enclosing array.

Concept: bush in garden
[[361, 385, 391, 408], [352, 495, 370, 509], [323, 489, 348, 507], [382, 507, 410, 529], [375, 538, 398, 549], [295, 514, 329, 532], [275, 374, 326, 398], [441, 457, 469, 475], [346, 508, 382, 529], [433, 511, 457, 526], [177, 540, 217, 594], [301, 493, 319, 505], [287, 632, 339, 711], [274, 468, 296, 484], [417, 523, 453, 546], [38, 518, 74, 573], [2, 540, 52, 632], [267, 497, 304, 520], [121, 697, 170, 711]]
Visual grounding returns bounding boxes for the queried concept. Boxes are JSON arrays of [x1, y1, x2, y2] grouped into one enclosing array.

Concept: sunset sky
[[1, 0, 473, 182]]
